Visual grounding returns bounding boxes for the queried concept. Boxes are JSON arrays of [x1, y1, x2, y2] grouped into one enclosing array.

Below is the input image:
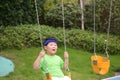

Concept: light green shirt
[[40, 54, 64, 78]]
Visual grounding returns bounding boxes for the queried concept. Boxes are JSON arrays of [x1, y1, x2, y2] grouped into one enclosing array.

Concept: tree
[[84, 0, 120, 35], [45, 3, 81, 28], [0, 0, 41, 26], [79, 0, 84, 30]]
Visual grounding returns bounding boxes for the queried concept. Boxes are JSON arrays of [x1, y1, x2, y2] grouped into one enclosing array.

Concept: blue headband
[[43, 39, 57, 46]]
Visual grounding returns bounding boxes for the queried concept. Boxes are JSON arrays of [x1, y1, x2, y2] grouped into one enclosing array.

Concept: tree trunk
[[79, 0, 84, 30]]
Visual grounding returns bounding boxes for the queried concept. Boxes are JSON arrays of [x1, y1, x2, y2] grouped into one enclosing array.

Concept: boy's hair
[[43, 37, 57, 46]]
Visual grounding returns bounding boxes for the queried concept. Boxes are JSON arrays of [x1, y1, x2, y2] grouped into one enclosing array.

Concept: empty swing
[[91, 0, 112, 75], [34, 0, 71, 79]]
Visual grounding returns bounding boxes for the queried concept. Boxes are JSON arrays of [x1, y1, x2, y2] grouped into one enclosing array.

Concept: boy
[[33, 37, 71, 80]]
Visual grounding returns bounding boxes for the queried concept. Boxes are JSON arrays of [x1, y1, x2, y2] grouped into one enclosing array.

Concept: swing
[[91, 55, 110, 75], [91, 0, 112, 75], [34, 0, 71, 79]]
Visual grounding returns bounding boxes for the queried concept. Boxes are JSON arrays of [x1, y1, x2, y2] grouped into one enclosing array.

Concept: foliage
[[43, 0, 62, 14], [0, 25, 119, 55], [84, 0, 120, 35], [45, 3, 81, 28], [66, 29, 120, 55], [0, 0, 119, 35], [0, 0, 41, 26], [43, 0, 55, 13], [0, 25, 40, 49]]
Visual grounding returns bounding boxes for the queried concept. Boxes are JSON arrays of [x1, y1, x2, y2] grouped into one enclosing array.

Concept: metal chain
[[93, 0, 96, 56], [62, 0, 70, 74], [34, 0, 44, 50], [34, 0, 49, 78], [105, 0, 113, 58], [62, 0, 67, 52]]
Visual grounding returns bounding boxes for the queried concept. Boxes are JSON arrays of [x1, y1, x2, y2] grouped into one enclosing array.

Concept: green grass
[[0, 47, 120, 80]]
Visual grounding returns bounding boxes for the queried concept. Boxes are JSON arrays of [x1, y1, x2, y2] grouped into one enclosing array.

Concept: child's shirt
[[40, 54, 64, 78]]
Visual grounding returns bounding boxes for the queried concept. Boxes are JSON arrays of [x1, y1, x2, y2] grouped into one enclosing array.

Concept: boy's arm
[[33, 50, 45, 70], [64, 51, 69, 70]]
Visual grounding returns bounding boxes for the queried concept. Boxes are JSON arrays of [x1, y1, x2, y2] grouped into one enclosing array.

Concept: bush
[[0, 25, 119, 54], [0, 0, 42, 26], [84, 0, 120, 35], [45, 3, 81, 28]]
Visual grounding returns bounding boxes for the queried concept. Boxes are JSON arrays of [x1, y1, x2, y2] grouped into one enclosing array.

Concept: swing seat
[[44, 72, 71, 80], [91, 55, 110, 75], [65, 71, 72, 78], [44, 73, 52, 80], [68, 71, 72, 78]]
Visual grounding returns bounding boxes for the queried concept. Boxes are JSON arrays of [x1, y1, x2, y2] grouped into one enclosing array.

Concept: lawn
[[0, 47, 120, 80]]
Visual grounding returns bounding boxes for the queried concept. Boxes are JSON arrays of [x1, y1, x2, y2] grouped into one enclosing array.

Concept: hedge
[[0, 25, 120, 54]]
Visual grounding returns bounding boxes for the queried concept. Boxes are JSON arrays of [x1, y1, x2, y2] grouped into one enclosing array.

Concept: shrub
[[84, 0, 120, 35], [0, 25, 119, 54], [45, 3, 81, 28]]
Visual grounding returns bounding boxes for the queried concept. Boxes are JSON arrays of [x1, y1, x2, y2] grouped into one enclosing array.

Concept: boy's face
[[44, 42, 58, 55]]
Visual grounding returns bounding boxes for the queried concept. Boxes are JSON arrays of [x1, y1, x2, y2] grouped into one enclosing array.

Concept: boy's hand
[[64, 51, 69, 70], [64, 51, 69, 59], [39, 50, 45, 58], [33, 49, 45, 70]]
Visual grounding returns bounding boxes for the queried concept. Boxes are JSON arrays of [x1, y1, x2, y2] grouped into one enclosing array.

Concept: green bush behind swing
[[0, 25, 119, 54]]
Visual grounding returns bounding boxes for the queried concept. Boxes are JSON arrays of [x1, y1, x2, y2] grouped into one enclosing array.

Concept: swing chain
[[62, 0, 67, 52], [34, 0, 44, 50], [105, 0, 113, 58]]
